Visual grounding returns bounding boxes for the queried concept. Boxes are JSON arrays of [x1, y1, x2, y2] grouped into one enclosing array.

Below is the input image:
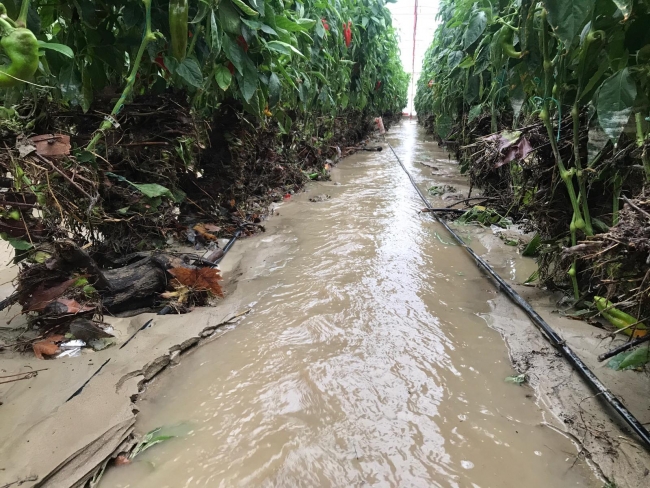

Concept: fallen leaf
[[168, 267, 223, 297], [23, 278, 78, 312], [203, 223, 221, 232], [193, 223, 218, 241], [32, 334, 65, 359], [114, 455, 131, 466], [29, 134, 71, 158], [55, 298, 95, 314]]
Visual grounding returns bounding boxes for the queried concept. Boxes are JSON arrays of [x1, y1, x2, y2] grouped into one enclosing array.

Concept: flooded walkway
[[102, 121, 599, 487]]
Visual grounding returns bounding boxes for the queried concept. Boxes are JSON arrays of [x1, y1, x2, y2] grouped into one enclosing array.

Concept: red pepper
[[321, 18, 329, 31], [343, 21, 352, 48], [375, 80, 381, 91], [154, 54, 169, 73], [237, 35, 249, 52], [227, 62, 235, 75]]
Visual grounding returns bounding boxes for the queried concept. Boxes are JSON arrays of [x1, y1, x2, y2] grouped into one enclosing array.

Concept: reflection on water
[[101, 121, 598, 488]]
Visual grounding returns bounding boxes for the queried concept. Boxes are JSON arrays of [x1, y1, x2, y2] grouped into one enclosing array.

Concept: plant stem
[[572, 102, 593, 235], [612, 173, 622, 225], [17, 0, 29, 26], [86, 0, 155, 153], [635, 112, 650, 181], [539, 10, 584, 230]]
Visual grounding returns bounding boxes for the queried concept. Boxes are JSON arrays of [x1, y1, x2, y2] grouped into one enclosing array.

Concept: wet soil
[[100, 121, 605, 487]]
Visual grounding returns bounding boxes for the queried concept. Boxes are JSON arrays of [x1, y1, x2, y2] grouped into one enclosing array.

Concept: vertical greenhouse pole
[[410, 0, 418, 118]]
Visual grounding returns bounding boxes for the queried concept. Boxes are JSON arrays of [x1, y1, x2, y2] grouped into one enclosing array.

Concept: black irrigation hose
[[387, 141, 650, 451]]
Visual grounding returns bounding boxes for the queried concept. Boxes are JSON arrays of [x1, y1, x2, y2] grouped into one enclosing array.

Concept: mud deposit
[[101, 121, 603, 487]]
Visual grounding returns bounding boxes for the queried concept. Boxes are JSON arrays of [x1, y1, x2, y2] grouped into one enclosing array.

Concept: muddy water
[[102, 121, 599, 487]]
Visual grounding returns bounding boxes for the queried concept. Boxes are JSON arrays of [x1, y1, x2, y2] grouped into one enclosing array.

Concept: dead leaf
[[168, 267, 223, 297], [193, 223, 217, 241], [114, 455, 131, 466], [29, 134, 71, 158], [203, 223, 221, 232], [23, 278, 78, 312], [33, 334, 64, 359], [55, 298, 95, 314]]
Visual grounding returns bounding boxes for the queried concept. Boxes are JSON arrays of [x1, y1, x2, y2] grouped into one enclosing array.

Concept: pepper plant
[[415, 0, 650, 299]]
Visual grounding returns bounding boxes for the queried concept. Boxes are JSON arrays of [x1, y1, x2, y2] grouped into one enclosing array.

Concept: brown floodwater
[[101, 120, 599, 487]]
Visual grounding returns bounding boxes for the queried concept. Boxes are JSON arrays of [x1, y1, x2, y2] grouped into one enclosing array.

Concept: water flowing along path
[[102, 121, 599, 487]]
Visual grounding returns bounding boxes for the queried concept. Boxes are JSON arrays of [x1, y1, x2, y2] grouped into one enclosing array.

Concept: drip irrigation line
[[387, 141, 650, 451]]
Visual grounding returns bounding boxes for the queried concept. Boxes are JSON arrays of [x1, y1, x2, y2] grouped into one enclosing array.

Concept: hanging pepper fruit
[[497, 25, 522, 59], [0, 6, 39, 88], [375, 80, 381, 91], [342, 21, 352, 48], [237, 35, 249, 52], [321, 18, 329, 31], [169, 0, 188, 62], [154, 54, 169, 73], [227, 61, 235, 75]]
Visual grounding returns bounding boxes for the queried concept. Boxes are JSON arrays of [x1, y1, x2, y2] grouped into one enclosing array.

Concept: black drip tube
[[387, 142, 650, 451]]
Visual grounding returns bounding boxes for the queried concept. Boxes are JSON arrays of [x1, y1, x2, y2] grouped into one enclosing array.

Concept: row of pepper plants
[[0, 0, 407, 134], [0, 0, 408, 250], [415, 0, 650, 298]]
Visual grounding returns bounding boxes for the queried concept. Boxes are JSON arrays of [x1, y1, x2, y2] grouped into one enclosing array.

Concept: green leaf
[[176, 58, 203, 88], [463, 11, 487, 50], [106, 173, 176, 200], [467, 104, 482, 124], [458, 56, 475, 69], [237, 58, 258, 102], [608, 346, 650, 370], [210, 11, 221, 54], [447, 50, 464, 70], [219, 0, 242, 35], [268, 72, 281, 107], [260, 24, 277, 36], [38, 41, 74, 58], [249, 0, 265, 15], [223, 35, 245, 75], [274, 16, 316, 32], [436, 114, 453, 139], [59, 64, 82, 105], [3, 236, 33, 250], [265, 40, 305, 57], [230, 0, 258, 17], [190, 0, 210, 23], [597, 68, 637, 145], [543, 0, 592, 47], [611, 0, 633, 20], [214, 64, 232, 91], [522, 234, 542, 257], [130, 183, 174, 199]]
